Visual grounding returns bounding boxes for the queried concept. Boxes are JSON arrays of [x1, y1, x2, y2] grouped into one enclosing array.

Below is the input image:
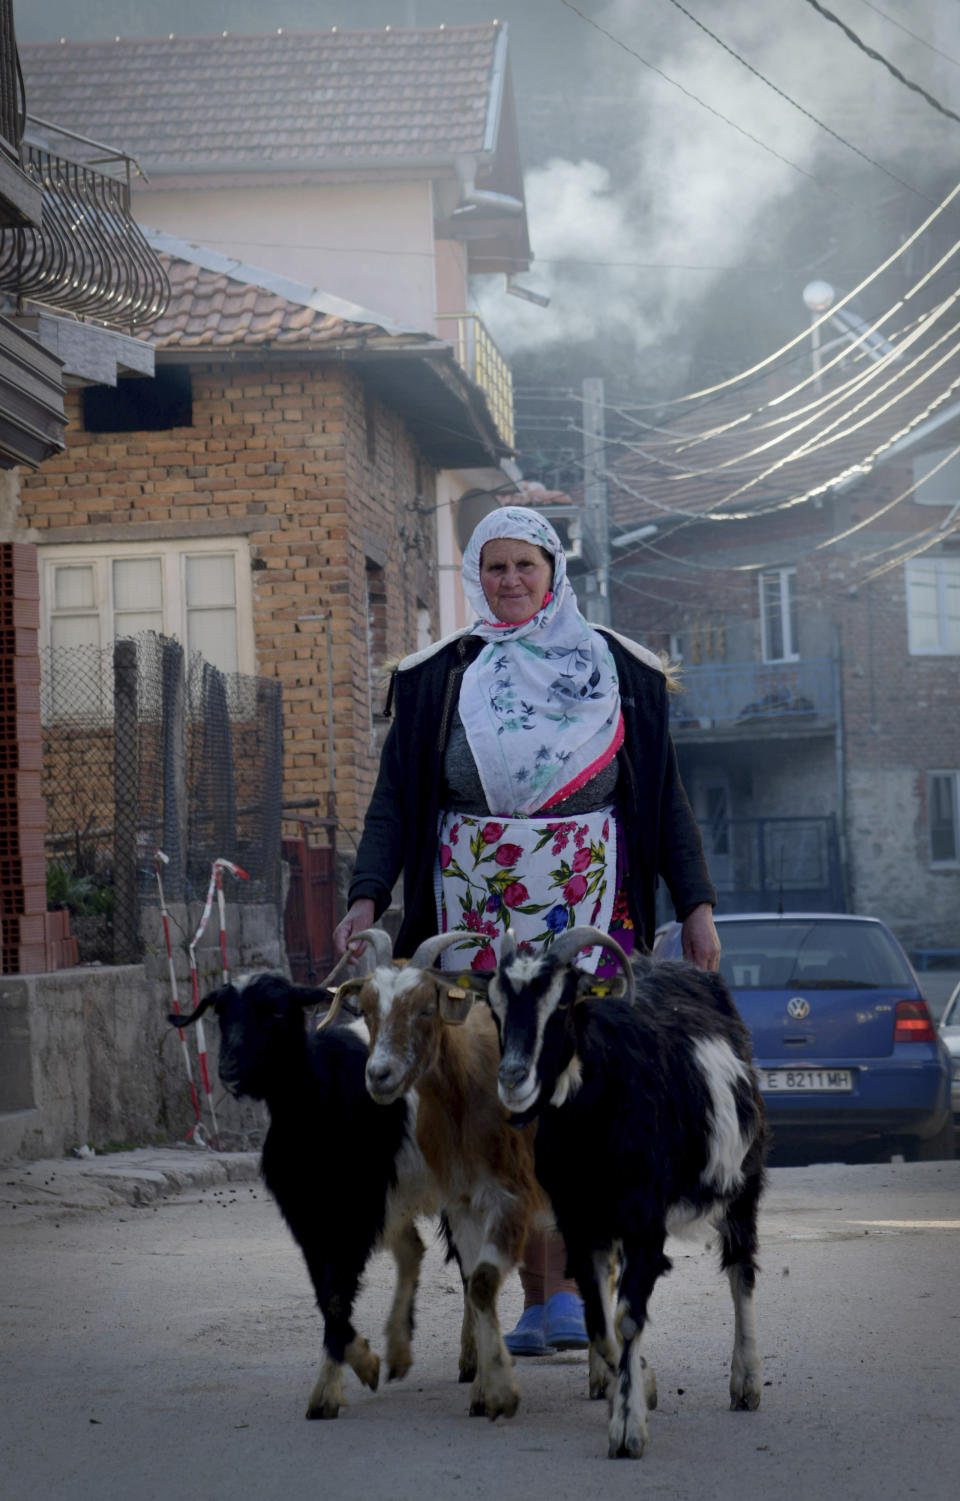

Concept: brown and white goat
[[321, 929, 546, 1421]]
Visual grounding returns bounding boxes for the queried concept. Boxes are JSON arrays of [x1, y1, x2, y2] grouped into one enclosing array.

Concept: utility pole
[[581, 376, 610, 626]]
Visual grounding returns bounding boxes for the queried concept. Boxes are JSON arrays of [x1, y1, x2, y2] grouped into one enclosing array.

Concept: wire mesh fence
[[40, 632, 283, 962]]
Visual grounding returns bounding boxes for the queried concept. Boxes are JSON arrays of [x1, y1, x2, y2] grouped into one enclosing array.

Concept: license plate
[[761, 1068, 853, 1092]]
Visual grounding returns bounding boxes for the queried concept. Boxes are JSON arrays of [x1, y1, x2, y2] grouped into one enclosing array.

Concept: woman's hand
[[333, 898, 376, 957], [680, 903, 721, 972]]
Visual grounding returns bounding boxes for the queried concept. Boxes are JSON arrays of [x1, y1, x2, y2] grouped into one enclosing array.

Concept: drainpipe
[[833, 624, 852, 912]]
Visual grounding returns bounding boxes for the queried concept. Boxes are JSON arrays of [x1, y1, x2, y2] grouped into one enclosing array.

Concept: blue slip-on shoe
[[503, 1304, 549, 1356], [544, 1291, 589, 1350]]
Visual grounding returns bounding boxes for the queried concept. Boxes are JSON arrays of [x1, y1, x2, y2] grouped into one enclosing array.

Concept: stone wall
[[0, 903, 282, 1161]]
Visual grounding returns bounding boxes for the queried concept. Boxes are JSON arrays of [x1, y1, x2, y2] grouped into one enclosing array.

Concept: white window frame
[[759, 567, 798, 663], [40, 537, 255, 673], [906, 556, 960, 655], [929, 771, 960, 867], [912, 446, 960, 506]]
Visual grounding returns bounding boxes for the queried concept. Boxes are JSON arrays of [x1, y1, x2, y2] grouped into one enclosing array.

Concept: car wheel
[[901, 1118, 955, 1162]]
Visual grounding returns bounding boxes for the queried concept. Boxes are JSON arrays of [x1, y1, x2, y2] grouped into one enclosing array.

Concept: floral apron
[[435, 807, 628, 975]]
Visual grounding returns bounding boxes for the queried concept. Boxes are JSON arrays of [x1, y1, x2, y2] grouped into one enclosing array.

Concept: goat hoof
[[730, 1365, 762, 1411], [346, 1338, 380, 1392], [386, 1350, 413, 1383], [608, 1409, 647, 1459], [609, 1435, 645, 1459], [305, 1397, 340, 1420]]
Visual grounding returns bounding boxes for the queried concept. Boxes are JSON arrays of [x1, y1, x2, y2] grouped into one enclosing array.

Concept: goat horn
[[407, 931, 474, 971], [315, 976, 366, 1032], [501, 929, 517, 964], [548, 926, 635, 1001], [352, 928, 395, 967]]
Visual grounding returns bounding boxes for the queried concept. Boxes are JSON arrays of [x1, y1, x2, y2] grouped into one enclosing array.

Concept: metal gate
[[656, 814, 845, 926], [282, 800, 337, 985]]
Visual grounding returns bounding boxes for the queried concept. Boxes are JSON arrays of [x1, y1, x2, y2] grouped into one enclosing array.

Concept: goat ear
[[167, 987, 226, 1027], [446, 969, 492, 997], [574, 972, 630, 1003], [437, 981, 476, 1025]]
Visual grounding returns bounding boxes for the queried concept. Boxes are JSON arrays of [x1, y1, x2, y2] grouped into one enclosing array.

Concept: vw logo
[[787, 997, 811, 1020]]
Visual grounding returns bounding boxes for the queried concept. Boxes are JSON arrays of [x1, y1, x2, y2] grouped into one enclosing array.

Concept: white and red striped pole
[[153, 850, 204, 1143], [187, 858, 250, 1150], [213, 858, 249, 982]]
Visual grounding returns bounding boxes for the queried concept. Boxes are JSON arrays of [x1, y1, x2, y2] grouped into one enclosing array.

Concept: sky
[[16, 0, 960, 396]]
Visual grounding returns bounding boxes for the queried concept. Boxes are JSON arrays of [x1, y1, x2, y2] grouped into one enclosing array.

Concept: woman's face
[[479, 537, 554, 624]]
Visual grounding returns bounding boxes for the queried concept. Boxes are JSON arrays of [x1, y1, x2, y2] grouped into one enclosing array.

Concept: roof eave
[[153, 337, 510, 469]]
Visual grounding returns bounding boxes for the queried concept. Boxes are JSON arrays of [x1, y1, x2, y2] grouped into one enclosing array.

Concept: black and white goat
[[169, 972, 444, 1419], [471, 928, 768, 1460], [320, 929, 546, 1422]]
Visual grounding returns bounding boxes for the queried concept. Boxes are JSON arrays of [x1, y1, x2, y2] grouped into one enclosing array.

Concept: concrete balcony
[[436, 311, 514, 448], [669, 658, 839, 740]]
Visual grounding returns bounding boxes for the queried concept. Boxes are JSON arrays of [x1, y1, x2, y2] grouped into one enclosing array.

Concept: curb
[[0, 1147, 261, 1227]]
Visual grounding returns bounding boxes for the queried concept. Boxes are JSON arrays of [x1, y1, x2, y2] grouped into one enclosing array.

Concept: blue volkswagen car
[[653, 913, 953, 1162]]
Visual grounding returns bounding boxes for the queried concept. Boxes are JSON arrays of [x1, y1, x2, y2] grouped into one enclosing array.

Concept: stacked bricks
[[0, 542, 78, 974]]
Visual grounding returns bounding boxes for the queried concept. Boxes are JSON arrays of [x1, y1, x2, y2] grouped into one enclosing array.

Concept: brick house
[[599, 330, 960, 956], [18, 245, 510, 884], [22, 22, 532, 635]]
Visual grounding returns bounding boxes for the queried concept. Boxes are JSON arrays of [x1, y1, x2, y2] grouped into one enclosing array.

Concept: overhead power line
[[803, 0, 960, 126], [661, 0, 928, 199], [665, 176, 960, 404], [856, 0, 960, 71], [556, 0, 821, 184]]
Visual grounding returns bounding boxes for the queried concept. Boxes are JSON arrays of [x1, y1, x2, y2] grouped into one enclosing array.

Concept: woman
[[334, 505, 719, 1354]]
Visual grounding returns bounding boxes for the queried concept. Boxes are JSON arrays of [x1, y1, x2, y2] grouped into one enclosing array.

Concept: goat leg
[[466, 1260, 519, 1420], [301, 1253, 379, 1418], [719, 1172, 763, 1411], [607, 1242, 668, 1458], [580, 1247, 626, 1403], [382, 1219, 425, 1382], [727, 1263, 762, 1411]]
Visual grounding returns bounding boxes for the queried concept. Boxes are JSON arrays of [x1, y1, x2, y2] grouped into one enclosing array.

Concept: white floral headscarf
[[459, 506, 622, 817]]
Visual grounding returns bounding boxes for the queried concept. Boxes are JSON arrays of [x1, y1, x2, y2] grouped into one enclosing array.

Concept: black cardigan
[[348, 628, 716, 958]]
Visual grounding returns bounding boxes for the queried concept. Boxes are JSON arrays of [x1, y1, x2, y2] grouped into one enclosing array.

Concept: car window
[[942, 988, 960, 1027], [716, 920, 915, 989]]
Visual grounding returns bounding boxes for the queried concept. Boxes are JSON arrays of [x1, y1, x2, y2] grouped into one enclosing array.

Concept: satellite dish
[[802, 280, 835, 312]]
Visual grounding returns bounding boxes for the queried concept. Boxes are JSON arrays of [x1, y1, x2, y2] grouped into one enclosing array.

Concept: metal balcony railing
[[0, 118, 170, 329], [0, 2, 25, 162], [669, 659, 838, 731], [436, 311, 515, 448]]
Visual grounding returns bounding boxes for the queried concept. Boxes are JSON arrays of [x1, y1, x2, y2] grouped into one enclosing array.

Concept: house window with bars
[[929, 772, 960, 865], [759, 568, 798, 662]]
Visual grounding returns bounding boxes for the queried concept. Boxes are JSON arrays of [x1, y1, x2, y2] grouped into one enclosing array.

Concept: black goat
[[471, 929, 768, 1460], [169, 972, 445, 1418]]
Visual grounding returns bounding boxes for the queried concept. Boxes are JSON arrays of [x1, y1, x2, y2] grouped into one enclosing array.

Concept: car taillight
[[894, 999, 937, 1043]]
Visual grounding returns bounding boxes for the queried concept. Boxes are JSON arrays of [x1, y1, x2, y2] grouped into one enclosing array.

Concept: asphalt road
[[2, 1152, 959, 1501]]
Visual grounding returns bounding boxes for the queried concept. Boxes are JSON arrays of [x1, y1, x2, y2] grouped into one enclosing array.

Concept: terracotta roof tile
[[147, 253, 387, 350], [22, 27, 502, 172]]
